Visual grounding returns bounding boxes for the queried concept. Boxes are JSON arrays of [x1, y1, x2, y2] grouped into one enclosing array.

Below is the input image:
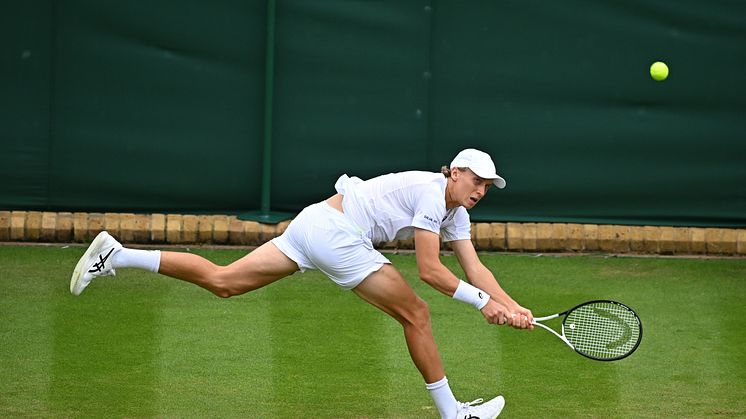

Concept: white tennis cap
[[450, 148, 506, 189]]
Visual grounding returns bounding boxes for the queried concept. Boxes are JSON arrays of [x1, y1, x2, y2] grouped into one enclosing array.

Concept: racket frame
[[531, 300, 643, 361]]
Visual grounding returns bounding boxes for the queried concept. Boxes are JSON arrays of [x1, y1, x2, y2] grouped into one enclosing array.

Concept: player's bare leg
[[352, 263, 445, 383], [352, 264, 505, 419], [157, 241, 299, 297], [71, 231, 298, 297]]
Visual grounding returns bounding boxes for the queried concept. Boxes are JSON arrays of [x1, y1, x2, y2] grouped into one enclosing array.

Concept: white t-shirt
[[334, 171, 471, 244]]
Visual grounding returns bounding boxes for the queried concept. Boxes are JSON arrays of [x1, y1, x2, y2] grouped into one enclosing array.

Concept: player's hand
[[480, 300, 513, 326], [508, 304, 534, 330]]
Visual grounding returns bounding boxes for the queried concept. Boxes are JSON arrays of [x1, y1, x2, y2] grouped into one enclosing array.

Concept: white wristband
[[453, 280, 490, 310]]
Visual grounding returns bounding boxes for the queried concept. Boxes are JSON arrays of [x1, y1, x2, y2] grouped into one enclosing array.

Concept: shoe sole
[[70, 231, 111, 296]]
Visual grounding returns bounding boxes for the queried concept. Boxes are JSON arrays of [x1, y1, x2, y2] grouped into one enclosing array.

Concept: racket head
[[561, 300, 642, 361]]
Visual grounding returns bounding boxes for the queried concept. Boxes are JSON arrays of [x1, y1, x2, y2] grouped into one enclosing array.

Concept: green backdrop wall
[[2, 1, 745, 227]]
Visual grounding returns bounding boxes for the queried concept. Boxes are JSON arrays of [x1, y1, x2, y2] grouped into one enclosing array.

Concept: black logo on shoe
[[88, 248, 114, 273], [478, 292, 483, 299]]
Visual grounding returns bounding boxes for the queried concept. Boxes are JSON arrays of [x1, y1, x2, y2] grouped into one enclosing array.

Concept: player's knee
[[404, 298, 432, 330]]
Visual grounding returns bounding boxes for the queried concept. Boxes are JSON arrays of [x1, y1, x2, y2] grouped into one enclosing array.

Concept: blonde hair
[[441, 166, 467, 178]]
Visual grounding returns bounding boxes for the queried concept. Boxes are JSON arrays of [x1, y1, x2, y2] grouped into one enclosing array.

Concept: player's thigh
[[221, 241, 299, 290], [352, 264, 427, 324]]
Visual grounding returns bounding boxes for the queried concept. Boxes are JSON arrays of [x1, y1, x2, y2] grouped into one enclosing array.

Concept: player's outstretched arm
[[451, 239, 534, 329], [413, 228, 462, 297]]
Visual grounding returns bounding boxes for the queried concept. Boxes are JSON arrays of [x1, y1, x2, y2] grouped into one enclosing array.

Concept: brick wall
[[1, 211, 745, 256]]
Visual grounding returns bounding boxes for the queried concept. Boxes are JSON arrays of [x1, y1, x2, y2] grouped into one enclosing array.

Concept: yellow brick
[[475, 223, 491, 250], [87, 213, 105, 238], [260, 223, 277, 243], [566, 223, 583, 251], [228, 218, 246, 245], [612, 225, 631, 253], [673, 227, 691, 254], [73, 213, 89, 242], [10, 211, 26, 241], [506, 223, 523, 251], [522, 223, 537, 252], [26, 211, 42, 241], [212, 216, 229, 244], [721, 229, 737, 254], [242, 220, 261, 245], [535, 224, 553, 252], [150, 214, 166, 243], [379, 240, 396, 249], [629, 226, 646, 253], [119, 213, 136, 242], [276, 220, 291, 236], [737, 229, 746, 255], [197, 215, 213, 243], [166, 214, 183, 244], [40, 212, 57, 241], [552, 223, 568, 251], [490, 223, 507, 251], [690, 228, 706, 254], [597, 225, 615, 252], [704, 228, 720, 254], [396, 238, 414, 249], [659, 226, 675, 254], [104, 213, 121, 237], [643, 226, 660, 253], [0, 211, 11, 241], [583, 224, 599, 251], [133, 215, 150, 243], [182, 215, 199, 243], [56, 212, 73, 242], [707, 228, 737, 255]]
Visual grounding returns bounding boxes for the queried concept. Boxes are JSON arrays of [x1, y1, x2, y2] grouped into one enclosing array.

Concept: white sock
[[426, 376, 458, 419], [111, 248, 161, 273]]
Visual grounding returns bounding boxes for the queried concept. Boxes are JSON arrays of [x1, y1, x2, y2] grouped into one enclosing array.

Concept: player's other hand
[[508, 304, 534, 330], [480, 300, 513, 326]]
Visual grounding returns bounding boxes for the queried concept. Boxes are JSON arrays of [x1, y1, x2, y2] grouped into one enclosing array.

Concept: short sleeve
[[410, 186, 447, 235], [441, 207, 471, 242]]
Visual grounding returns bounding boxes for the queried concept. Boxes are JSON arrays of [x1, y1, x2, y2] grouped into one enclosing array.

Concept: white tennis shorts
[[271, 201, 390, 289]]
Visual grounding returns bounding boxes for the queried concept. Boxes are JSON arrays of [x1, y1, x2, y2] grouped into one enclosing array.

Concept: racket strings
[[564, 302, 641, 360]]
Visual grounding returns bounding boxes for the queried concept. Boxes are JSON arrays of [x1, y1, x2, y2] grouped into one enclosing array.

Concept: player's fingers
[[518, 315, 528, 329], [522, 315, 531, 329]]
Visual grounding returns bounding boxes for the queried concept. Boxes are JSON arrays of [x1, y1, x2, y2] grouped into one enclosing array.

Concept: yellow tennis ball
[[650, 61, 669, 81]]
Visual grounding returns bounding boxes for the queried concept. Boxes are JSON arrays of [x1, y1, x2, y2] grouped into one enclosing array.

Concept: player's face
[[450, 168, 492, 209]]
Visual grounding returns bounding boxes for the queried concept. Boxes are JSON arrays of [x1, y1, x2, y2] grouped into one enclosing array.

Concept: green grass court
[[1, 245, 745, 418]]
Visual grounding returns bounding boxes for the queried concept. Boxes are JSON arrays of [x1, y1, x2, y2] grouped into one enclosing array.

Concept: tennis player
[[71, 148, 533, 419]]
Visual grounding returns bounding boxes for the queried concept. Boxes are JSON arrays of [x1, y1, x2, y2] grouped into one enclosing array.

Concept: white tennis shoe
[[456, 395, 505, 419], [70, 231, 122, 296]]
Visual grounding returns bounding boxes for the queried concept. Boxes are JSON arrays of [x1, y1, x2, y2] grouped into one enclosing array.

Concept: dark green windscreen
[[1, 1, 744, 226]]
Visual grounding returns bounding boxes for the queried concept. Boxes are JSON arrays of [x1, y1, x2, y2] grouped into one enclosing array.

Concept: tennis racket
[[531, 300, 642, 361]]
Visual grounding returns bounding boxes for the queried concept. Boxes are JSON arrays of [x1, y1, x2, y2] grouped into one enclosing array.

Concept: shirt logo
[[422, 215, 438, 224]]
